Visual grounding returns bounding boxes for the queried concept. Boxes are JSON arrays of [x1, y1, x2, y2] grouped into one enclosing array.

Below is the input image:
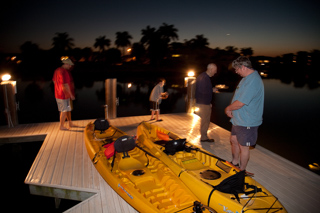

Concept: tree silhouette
[[240, 47, 253, 57], [82, 47, 93, 62], [105, 48, 122, 65], [20, 41, 41, 70], [20, 41, 40, 54], [225, 46, 238, 53], [187, 34, 209, 49], [141, 26, 157, 46], [131, 42, 146, 63], [141, 23, 178, 66], [94, 36, 111, 52], [158, 23, 179, 43], [52, 32, 74, 54], [115, 31, 132, 56]]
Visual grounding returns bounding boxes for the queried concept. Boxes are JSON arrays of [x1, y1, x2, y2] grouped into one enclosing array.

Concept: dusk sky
[[1, 0, 319, 57]]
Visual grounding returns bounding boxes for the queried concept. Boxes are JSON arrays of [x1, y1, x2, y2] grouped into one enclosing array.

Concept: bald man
[[195, 63, 218, 142]]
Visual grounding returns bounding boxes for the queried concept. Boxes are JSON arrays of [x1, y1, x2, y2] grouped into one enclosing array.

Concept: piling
[[105, 79, 117, 119], [1, 81, 18, 127]]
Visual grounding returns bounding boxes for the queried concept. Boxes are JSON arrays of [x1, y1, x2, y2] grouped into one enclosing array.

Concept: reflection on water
[[1, 77, 319, 174]]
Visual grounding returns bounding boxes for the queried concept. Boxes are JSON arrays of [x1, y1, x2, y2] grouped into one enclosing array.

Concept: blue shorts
[[56, 99, 72, 112], [231, 125, 259, 146]]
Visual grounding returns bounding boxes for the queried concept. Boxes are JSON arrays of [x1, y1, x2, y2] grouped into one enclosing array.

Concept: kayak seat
[[114, 135, 136, 159], [163, 139, 187, 155]]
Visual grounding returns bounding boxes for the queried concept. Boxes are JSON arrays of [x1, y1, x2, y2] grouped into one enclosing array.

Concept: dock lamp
[[184, 70, 196, 114], [1, 73, 18, 127], [184, 70, 195, 87]]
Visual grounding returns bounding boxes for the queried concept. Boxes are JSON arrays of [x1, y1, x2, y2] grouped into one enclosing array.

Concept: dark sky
[[1, 0, 319, 57]]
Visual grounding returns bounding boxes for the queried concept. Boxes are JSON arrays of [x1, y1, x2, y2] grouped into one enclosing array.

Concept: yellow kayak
[[84, 121, 214, 213], [136, 121, 287, 213]]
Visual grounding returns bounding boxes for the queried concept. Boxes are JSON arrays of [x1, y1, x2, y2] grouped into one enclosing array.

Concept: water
[[1, 76, 320, 170], [0, 142, 80, 212], [1, 76, 318, 172]]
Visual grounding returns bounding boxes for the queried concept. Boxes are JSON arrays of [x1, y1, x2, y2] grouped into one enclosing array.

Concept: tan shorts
[[56, 99, 72, 112]]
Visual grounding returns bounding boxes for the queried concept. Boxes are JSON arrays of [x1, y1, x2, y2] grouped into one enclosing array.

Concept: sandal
[[200, 139, 215, 142]]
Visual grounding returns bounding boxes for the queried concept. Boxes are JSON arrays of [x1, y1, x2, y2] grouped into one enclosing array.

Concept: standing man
[[195, 63, 218, 142], [225, 56, 264, 171], [52, 58, 76, 130], [149, 78, 168, 122]]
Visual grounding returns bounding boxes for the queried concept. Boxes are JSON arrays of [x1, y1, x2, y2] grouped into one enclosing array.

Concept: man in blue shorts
[[225, 56, 264, 171]]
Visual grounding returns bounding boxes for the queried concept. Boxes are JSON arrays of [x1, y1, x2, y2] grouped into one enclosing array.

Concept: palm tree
[[52, 32, 74, 53], [115, 31, 132, 55], [140, 26, 162, 65], [141, 23, 179, 65], [158, 23, 179, 43], [94, 36, 111, 52], [140, 26, 157, 47]]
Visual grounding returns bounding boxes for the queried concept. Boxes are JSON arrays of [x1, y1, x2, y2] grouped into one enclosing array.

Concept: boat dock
[[1, 113, 319, 213]]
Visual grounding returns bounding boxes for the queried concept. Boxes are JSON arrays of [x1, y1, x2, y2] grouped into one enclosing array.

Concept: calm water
[[0, 141, 80, 212], [1, 77, 319, 173]]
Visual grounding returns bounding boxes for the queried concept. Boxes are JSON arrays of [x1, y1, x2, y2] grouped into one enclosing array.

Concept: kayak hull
[[84, 122, 212, 213], [136, 121, 287, 213]]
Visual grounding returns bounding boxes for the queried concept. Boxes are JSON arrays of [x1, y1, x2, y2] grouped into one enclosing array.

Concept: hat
[[62, 59, 74, 65]]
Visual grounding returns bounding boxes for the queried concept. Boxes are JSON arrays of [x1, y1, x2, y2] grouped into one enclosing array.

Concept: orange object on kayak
[[104, 142, 115, 159], [157, 130, 169, 141]]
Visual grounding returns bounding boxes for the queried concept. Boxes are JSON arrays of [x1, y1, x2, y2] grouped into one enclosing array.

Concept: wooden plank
[[41, 125, 67, 184], [25, 122, 60, 184], [19, 123, 35, 136], [51, 130, 72, 185], [72, 125, 85, 188], [28, 122, 49, 135], [61, 126, 78, 187], [1, 114, 319, 212]]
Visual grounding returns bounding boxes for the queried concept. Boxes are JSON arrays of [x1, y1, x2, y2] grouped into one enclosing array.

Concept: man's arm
[[62, 83, 75, 100], [225, 100, 245, 118]]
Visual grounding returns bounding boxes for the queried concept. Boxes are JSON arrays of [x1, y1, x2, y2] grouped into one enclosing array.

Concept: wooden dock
[[0, 113, 319, 213]]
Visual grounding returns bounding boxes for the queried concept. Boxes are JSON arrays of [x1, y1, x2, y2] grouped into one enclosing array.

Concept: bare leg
[[60, 112, 69, 130], [156, 110, 160, 120], [67, 111, 78, 127], [239, 145, 250, 170], [230, 134, 250, 170], [150, 110, 155, 119], [230, 135, 240, 165]]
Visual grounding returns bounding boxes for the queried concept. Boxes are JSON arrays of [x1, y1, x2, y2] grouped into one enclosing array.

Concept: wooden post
[[1, 81, 18, 127], [185, 77, 196, 113], [105, 79, 117, 119]]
